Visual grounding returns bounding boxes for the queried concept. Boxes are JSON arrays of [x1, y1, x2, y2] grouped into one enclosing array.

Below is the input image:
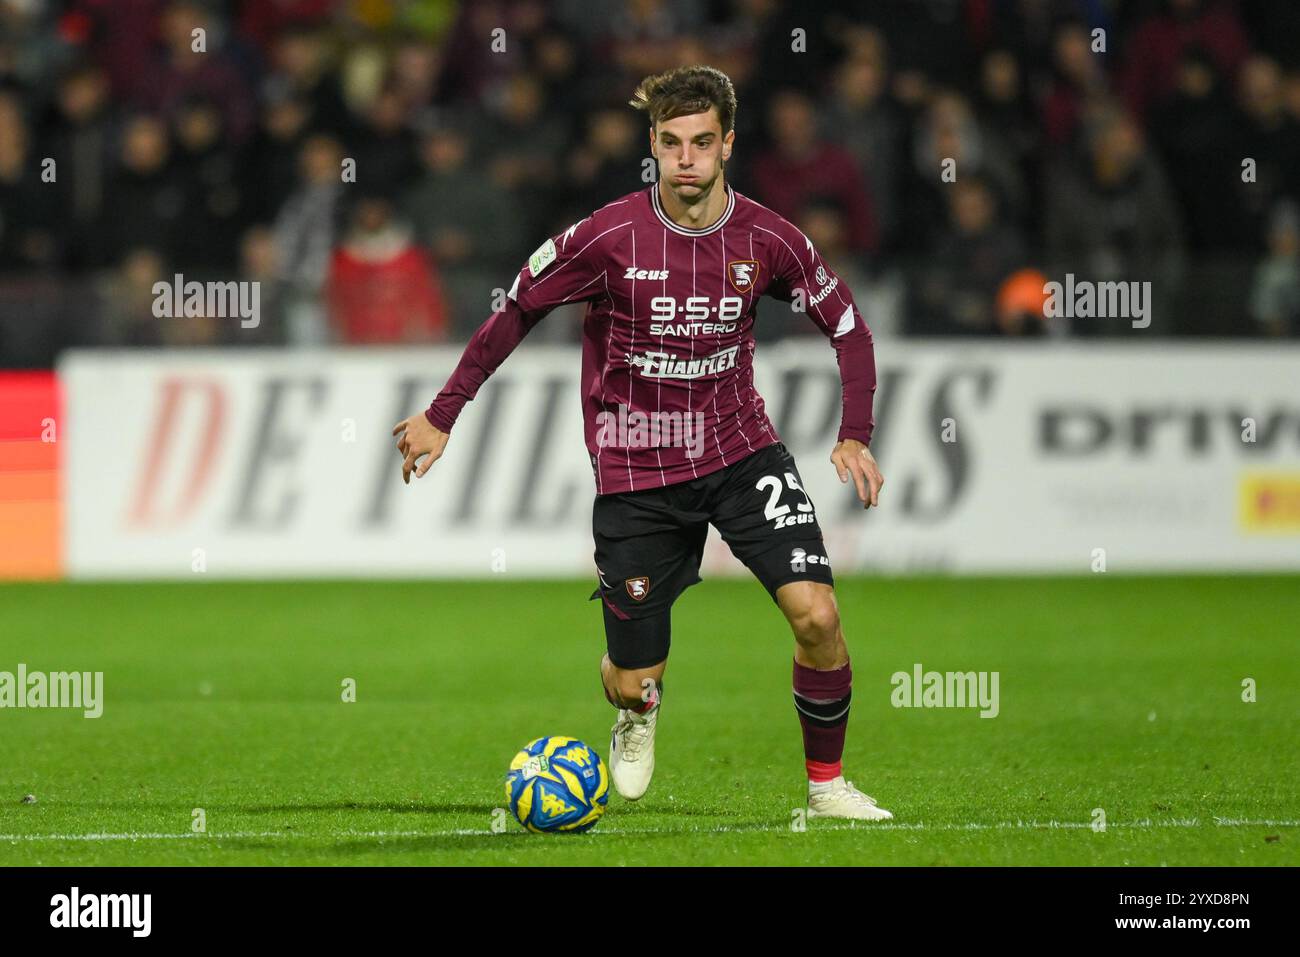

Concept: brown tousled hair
[[629, 65, 737, 135]]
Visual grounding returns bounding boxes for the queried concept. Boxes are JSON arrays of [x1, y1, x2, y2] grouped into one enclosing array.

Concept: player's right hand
[[392, 413, 450, 485]]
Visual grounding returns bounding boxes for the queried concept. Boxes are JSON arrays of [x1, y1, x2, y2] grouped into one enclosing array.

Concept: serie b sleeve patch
[[528, 238, 557, 277]]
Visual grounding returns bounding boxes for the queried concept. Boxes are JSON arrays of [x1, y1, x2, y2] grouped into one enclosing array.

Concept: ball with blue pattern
[[505, 736, 609, 833]]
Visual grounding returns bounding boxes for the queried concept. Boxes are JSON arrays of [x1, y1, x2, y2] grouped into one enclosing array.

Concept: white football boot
[[609, 704, 658, 800], [807, 776, 894, 821]]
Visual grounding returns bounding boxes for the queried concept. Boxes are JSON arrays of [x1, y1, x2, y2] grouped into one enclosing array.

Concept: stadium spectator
[[327, 194, 448, 344], [39, 64, 115, 272], [592, 0, 709, 78], [0, 91, 57, 273], [138, 1, 257, 145], [911, 174, 1029, 336], [824, 35, 904, 250], [98, 113, 187, 272], [1250, 200, 1300, 336], [404, 116, 518, 333], [237, 0, 335, 55], [274, 133, 346, 344], [1120, 0, 1250, 122], [229, 225, 288, 347], [977, 48, 1039, 181], [996, 268, 1053, 338], [388, 37, 446, 118], [0, 0, 66, 93], [1041, 20, 1110, 151], [171, 96, 245, 271], [1286, 68, 1300, 125], [1149, 47, 1248, 252], [348, 84, 421, 195], [531, 28, 588, 119], [261, 24, 349, 136], [478, 72, 571, 240], [95, 247, 168, 347], [243, 90, 314, 226], [1044, 106, 1185, 334], [751, 89, 878, 256], [1231, 55, 1300, 249], [902, 90, 1025, 253], [565, 103, 645, 218]]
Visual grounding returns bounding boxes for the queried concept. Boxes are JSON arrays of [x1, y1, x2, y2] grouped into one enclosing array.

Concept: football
[[505, 736, 609, 833]]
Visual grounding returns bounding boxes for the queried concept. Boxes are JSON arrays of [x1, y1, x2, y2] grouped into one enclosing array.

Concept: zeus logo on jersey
[[626, 345, 739, 379], [623, 266, 670, 280]]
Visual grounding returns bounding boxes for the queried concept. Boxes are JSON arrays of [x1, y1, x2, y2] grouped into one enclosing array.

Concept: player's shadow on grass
[[207, 835, 534, 857], [230, 801, 731, 817], [60, 799, 740, 818], [57, 799, 501, 815], [238, 801, 500, 815]]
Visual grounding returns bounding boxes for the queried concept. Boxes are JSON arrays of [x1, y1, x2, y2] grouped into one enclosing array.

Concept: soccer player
[[393, 65, 891, 820]]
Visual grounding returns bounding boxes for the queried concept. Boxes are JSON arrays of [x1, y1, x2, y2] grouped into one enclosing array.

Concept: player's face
[[651, 107, 734, 202]]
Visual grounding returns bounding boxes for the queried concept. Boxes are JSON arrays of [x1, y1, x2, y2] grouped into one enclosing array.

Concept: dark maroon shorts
[[590, 442, 834, 667]]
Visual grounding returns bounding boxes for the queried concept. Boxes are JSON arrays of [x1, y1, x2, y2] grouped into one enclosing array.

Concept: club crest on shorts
[[727, 259, 760, 295], [625, 576, 650, 601]]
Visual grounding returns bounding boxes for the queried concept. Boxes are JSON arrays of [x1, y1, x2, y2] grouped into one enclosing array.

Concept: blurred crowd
[[1, 0, 1299, 364]]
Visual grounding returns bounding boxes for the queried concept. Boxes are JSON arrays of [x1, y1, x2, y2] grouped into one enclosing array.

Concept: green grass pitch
[[0, 575, 1296, 866]]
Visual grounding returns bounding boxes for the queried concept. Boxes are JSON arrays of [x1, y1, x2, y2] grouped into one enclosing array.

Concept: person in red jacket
[[327, 194, 448, 344]]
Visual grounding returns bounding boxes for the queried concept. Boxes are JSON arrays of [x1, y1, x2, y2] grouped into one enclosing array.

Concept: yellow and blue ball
[[505, 736, 609, 833]]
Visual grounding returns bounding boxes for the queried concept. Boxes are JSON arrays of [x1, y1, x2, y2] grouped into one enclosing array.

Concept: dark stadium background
[[1, 0, 1298, 362]]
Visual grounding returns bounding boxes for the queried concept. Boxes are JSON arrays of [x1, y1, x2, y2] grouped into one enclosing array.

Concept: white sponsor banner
[[61, 343, 1300, 578]]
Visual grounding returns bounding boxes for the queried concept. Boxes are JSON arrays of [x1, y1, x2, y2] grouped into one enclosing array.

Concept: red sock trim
[[806, 759, 841, 782]]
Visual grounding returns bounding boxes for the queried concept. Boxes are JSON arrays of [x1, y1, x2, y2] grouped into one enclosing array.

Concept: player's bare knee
[[780, 579, 842, 647], [804, 602, 840, 648], [787, 590, 840, 648]]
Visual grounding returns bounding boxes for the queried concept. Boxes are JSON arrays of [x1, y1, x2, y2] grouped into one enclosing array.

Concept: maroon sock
[[793, 658, 852, 782]]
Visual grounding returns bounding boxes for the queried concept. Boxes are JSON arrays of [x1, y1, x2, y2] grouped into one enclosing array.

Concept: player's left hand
[[831, 439, 882, 509]]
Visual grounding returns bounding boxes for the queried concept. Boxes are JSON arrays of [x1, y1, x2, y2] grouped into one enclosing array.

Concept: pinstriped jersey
[[425, 181, 877, 495]]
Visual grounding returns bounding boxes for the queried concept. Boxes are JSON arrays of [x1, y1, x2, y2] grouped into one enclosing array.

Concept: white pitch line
[[0, 818, 1296, 842]]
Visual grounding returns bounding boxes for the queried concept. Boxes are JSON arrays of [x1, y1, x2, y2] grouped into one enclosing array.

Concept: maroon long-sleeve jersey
[[424, 181, 877, 495]]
